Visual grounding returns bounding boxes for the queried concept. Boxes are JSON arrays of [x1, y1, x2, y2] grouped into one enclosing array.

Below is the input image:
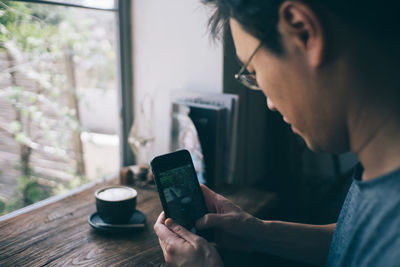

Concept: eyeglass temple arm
[[236, 42, 263, 78]]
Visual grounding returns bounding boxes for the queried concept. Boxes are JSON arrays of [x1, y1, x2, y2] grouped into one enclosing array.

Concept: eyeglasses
[[234, 42, 263, 90]]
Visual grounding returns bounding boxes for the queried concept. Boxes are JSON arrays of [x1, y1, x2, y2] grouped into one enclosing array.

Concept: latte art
[[97, 187, 136, 201]]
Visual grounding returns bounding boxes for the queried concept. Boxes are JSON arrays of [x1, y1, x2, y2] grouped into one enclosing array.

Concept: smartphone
[[151, 149, 210, 236]]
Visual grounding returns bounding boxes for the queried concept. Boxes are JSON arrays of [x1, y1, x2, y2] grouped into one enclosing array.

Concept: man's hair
[[202, 0, 400, 54]]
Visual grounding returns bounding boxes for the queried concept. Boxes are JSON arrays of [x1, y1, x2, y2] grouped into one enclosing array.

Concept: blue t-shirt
[[327, 164, 400, 267]]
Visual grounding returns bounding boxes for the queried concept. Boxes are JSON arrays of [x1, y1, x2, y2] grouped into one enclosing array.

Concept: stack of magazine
[[170, 91, 239, 188]]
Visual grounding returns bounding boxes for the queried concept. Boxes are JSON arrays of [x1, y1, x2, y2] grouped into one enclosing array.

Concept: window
[[0, 0, 133, 215]]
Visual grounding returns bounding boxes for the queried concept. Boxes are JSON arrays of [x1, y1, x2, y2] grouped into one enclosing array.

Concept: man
[[154, 0, 400, 266]]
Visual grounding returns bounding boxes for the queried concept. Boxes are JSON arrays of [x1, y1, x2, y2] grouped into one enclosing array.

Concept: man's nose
[[267, 98, 277, 111]]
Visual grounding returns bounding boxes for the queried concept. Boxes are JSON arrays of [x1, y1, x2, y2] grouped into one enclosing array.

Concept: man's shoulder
[[327, 165, 400, 267]]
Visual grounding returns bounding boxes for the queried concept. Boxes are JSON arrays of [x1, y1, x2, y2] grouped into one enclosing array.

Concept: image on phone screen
[[158, 163, 208, 231]]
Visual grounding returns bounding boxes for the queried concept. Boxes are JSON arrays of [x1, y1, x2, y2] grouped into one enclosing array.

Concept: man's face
[[230, 18, 349, 153]]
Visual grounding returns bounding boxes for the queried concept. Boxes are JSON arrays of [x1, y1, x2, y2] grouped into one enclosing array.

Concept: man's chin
[[290, 126, 330, 153], [303, 135, 348, 154], [306, 141, 325, 153], [295, 131, 325, 153]]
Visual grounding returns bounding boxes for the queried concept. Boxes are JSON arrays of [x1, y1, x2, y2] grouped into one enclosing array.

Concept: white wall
[[132, 0, 223, 160]]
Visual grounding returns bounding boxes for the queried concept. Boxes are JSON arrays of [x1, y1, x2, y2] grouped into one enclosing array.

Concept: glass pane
[[0, 1, 120, 215]]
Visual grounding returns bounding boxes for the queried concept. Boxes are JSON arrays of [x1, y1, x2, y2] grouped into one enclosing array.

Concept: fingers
[[165, 218, 202, 246], [200, 184, 218, 213], [156, 211, 166, 225], [154, 212, 181, 244], [196, 213, 227, 230], [154, 213, 192, 263], [155, 212, 197, 245]]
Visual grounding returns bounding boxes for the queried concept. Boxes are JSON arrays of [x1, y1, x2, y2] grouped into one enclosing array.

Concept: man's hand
[[197, 185, 336, 266], [154, 212, 223, 267], [195, 185, 265, 251]]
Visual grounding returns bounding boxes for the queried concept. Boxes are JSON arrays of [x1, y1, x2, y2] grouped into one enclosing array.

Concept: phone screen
[[158, 162, 208, 230]]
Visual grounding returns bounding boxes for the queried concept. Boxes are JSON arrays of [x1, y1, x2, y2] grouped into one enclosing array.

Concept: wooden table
[[0, 178, 164, 266], [0, 177, 278, 266]]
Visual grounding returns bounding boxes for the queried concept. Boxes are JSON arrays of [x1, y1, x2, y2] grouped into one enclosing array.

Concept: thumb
[[196, 213, 229, 230], [165, 218, 198, 244]]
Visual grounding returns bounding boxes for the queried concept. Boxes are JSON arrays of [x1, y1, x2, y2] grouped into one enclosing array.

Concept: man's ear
[[278, 1, 325, 67]]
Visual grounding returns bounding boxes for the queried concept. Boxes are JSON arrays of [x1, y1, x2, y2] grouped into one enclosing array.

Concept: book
[[170, 91, 239, 186]]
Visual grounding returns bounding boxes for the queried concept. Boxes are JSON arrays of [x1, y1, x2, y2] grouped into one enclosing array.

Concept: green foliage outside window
[[0, 1, 116, 215]]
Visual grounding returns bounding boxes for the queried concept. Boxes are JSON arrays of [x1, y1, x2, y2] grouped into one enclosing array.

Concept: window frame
[[13, 0, 118, 11]]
